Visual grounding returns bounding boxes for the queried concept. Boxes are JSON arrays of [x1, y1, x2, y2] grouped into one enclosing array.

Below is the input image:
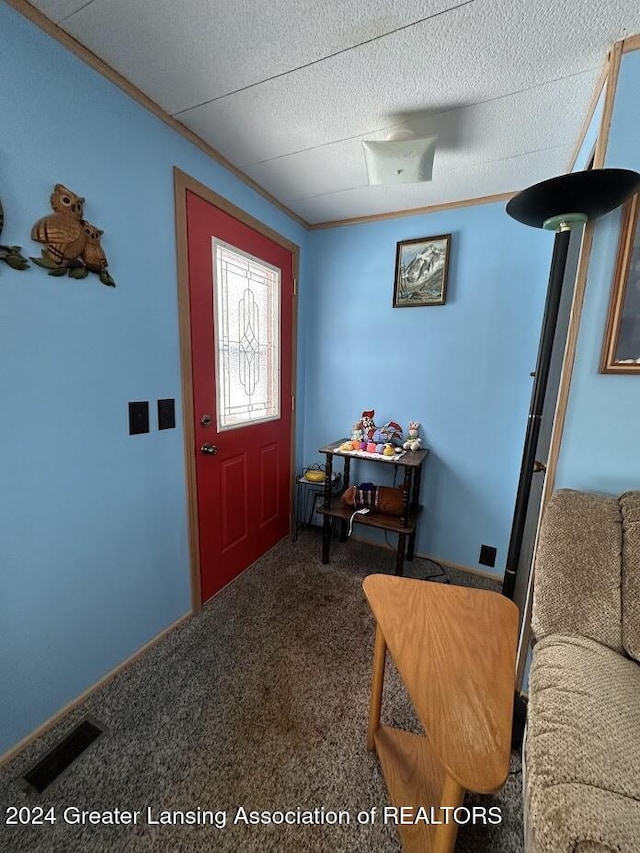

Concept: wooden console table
[[363, 574, 518, 853], [316, 440, 429, 575]]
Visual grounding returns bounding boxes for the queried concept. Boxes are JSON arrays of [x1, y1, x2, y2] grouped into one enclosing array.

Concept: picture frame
[[601, 193, 640, 373], [393, 234, 451, 307]]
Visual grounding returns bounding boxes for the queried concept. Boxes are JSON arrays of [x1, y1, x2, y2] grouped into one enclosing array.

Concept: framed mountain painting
[[393, 234, 451, 307]]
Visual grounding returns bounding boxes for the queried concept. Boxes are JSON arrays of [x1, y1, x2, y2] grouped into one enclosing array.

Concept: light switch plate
[[157, 398, 176, 430], [129, 401, 149, 435]]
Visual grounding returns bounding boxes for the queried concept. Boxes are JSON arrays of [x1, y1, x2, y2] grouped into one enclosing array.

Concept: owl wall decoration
[[0, 196, 29, 271], [31, 184, 115, 286]]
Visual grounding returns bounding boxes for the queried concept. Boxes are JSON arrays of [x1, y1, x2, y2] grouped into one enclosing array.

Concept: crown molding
[[622, 32, 640, 53], [309, 191, 517, 229], [566, 60, 608, 172], [4, 0, 310, 230]]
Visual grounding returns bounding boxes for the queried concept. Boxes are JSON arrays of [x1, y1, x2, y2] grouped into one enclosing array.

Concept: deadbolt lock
[[200, 414, 212, 428]]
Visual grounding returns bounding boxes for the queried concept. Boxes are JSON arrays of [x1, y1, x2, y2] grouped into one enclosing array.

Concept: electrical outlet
[[479, 544, 497, 568]]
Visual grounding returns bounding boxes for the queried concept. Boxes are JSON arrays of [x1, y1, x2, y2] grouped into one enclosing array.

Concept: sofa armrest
[[532, 489, 623, 652]]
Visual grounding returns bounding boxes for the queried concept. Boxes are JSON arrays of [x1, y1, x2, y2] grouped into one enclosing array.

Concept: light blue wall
[[304, 205, 550, 572], [0, 3, 306, 756], [556, 50, 640, 492]]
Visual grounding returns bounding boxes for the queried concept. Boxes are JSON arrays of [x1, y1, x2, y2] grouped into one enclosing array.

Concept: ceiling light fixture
[[362, 129, 438, 186]]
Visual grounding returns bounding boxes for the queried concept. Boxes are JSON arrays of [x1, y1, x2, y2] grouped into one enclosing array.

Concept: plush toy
[[354, 410, 404, 449], [342, 483, 405, 515], [403, 421, 422, 451], [382, 421, 404, 446], [372, 423, 403, 445], [358, 410, 376, 441]]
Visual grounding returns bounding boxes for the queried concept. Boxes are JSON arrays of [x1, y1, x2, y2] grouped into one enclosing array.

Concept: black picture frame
[[601, 194, 640, 373], [393, 234, 451, 307]]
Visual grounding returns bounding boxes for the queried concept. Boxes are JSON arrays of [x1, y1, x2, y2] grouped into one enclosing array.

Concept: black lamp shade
[[506, 168, 640, 228]]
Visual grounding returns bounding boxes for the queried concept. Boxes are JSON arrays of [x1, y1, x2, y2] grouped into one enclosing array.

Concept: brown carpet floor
[[0, 532, 523, 852]]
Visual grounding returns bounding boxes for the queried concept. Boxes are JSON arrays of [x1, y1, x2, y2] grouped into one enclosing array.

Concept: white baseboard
[[424, 553, 504, 583], [349, 533, 503, 583], [0, 612, 192, 767]]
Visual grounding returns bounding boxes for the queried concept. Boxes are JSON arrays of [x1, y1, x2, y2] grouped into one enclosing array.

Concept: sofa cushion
[[532, 490, 623, 653], [525, 634, 640, 852], [620, 491, 640, 663]]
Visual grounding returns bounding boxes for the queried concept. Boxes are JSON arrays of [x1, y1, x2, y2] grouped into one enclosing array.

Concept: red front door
[[186, 190, 294, 603]]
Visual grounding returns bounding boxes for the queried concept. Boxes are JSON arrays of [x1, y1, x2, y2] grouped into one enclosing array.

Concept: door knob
[[200, 443, 218, 455], [533, 460, 546, 473]]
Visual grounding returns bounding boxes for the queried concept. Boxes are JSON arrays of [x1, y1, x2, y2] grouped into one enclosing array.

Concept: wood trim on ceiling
[[593, 41, 623, 168], [310, 191, 517, 230], [0, 613, 191, 767], [566, 61, 608, 173], [173, 168, 300, 611], [565, 29, 640, 174], [4, 0, 309, 230], [515, 39, 624, 690], [622, 33, 640, 53]]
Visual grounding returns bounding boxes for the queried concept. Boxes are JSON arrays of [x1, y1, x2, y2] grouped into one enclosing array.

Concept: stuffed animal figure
[[403, 421, 422, 451], [342, 483, 405, 515], [382, 421, 404, 445], [359, 410, 376, 440], [350, 411, 404, 451]]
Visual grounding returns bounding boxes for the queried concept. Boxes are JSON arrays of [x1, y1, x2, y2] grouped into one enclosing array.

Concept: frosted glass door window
[[212, 240, 281, 430]]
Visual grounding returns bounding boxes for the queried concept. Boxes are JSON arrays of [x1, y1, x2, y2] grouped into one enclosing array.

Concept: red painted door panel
[[186, 190, 293, 603]]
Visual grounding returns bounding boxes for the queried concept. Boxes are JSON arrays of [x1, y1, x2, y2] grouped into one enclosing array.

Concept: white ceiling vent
[[362, 129, 438, 186]]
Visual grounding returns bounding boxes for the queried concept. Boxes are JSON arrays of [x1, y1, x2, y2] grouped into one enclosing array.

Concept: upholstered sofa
[[524, 489, 640, 852]]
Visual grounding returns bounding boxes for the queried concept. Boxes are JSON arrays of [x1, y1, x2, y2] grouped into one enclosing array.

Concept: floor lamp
[[502, 168, 640, 602]]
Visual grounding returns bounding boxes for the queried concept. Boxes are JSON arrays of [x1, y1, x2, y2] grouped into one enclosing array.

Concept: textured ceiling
[[30, 0, 640, 224]]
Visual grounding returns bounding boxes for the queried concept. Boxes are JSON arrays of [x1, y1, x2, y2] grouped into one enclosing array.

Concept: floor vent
[[20, 717, 106, 793]]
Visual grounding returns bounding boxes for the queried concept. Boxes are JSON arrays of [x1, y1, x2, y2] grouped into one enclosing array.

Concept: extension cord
[[348, 508, 370, 537]]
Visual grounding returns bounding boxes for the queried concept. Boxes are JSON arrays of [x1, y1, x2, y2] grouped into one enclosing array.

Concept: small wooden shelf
[[317, 499, 421, 534], [318, 439, 429, 575], [318, 440, 430, 468]]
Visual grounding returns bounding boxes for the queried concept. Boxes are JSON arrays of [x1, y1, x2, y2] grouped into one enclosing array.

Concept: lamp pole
[[501, 169, 640, 601], [501, 224, 573, 599]]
